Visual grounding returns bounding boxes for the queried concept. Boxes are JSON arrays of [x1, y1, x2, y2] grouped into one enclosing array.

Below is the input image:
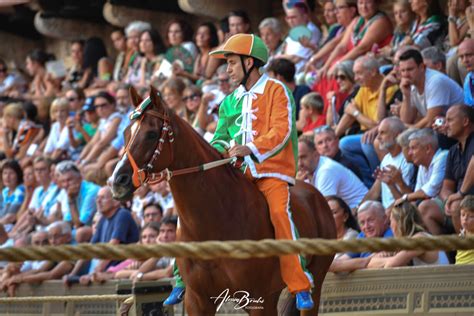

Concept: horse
[[111, 86, 336, 315]]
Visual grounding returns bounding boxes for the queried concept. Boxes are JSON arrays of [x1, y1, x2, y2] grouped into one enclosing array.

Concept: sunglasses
[[218, 78, 229, 84], [94, 102, 109, 109], [335, 74, 348, 81], [182, 94, 200, 102], [314, 125, 333, 135]]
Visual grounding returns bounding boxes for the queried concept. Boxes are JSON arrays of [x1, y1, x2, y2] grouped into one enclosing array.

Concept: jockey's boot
[[163, 286, 185, 306], [295, 291, 314, 310]]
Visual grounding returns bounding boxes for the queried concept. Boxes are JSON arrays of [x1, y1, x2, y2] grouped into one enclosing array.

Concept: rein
[[124, 104, 235, 187]]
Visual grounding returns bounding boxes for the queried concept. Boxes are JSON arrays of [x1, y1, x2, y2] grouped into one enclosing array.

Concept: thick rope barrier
[[0, 235, 473, 262], [0, 294, 131, 303]]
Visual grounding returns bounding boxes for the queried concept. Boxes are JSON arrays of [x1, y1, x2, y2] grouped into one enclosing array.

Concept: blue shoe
[[163, 286, 185, 306], [296, 291, 314, 311]]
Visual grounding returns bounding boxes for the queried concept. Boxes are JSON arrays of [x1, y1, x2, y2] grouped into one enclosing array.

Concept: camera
[[434, 117, 445, 127]]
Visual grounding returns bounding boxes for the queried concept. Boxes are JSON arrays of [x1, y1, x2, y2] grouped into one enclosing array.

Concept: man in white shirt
[[393, 128, 448, 234], [297, 136, 367, 209], [363, 117, 414, 209], [399, 49, 463, 128]]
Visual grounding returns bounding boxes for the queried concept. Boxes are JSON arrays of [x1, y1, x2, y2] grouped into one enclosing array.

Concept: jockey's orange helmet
[[209, 34, 269, 64]]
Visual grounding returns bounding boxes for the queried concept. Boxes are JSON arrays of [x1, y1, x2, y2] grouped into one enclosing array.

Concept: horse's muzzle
[[111, 183, 134, 201]]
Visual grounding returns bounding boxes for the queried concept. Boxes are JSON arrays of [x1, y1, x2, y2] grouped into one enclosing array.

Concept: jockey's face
[[225, 54, 253, 85]]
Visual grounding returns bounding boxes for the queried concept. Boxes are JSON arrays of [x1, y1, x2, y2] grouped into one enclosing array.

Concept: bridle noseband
[[124, 104, 174, 187]]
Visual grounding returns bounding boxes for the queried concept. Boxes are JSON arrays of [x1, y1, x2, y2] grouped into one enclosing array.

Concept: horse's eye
[[146, 131, 159, 140]]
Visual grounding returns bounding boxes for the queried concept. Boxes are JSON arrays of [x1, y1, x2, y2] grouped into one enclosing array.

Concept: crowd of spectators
[[0, 0, 473, 295]]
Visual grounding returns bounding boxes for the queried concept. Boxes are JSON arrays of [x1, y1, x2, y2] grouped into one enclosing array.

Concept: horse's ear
[[129, 86, 143, 108], [149, 85, 163, 109]]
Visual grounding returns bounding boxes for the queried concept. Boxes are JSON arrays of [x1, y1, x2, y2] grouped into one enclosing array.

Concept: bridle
[[123, 97, 235, 188], [124, 100, 175, 187]]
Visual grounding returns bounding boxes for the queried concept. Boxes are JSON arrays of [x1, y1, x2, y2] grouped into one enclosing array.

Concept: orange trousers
[[250, 175, 312, 294]]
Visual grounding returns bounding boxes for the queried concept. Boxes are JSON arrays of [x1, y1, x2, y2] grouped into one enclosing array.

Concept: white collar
[[234, 74, 268, 100]]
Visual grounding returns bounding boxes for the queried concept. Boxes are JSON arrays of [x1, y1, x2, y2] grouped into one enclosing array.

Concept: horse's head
[[111, 85, 174, 201]]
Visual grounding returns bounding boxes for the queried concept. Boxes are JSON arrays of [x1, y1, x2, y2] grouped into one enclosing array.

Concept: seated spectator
[[111, 29, 127, 82], [405, 0, 446, 49], [161, 78, 186, 118], [74, 186, 139, 284], [399, 49, 463, 128], [367, 202, 441, 268], [5, 221, 73, 297], [445, 0, 469, 84], [67, 97, 100, 151], [320, 0, 340, 42], [142, 203, 163, 227], [44, 98, 75, 161], [165, 19, 197, 74], [421, 105, 474, 234], [266, 58, 310, 119], [63, 40, 87, 89], [330, 201, 392, 272], [394, 128, 448, 209], [0, 58, 24, 96], [64, 87, 86, 113], [336, 55, 397, 187], [150, 182, 175, 217], [55, 161, 100, 229], [228, 10, 251, 36], [10, 156, 60, 238], [15, 162, 36, 225], [326, 196, 359, 260], [396, 127, 419, 164], [421, 46, 446, 73], [297, 136, 367, 209], [0, 159, 24, 232], [128, 216, 176, 282], [122, 21, 152, 84], [458, 38, 474, 106], [363, 117, 414, 210], [313, 125, 363, 180], [1, 103, 24, 159], [325, 60, 357, 129], [381, 0, 416, 57], [279, 2, 321, 75], [296, 92, 325, 133], [182, 85, 202, 125], [259, 18, 285, 63], [79, 92, 122, 167], [81, 37, 111, 90], [131, 185, 156, 226], [456, 195, 474, 264], [22, 49, 55, 101]]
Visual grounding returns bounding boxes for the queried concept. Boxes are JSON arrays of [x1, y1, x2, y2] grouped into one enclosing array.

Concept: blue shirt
[[29, 183, 60, 217], [0, 185, 25, 218], [463, 72, 474, 106], [61, 181, 100, 226], [348, 228, 394, 258], [91, 208, 139, 244]]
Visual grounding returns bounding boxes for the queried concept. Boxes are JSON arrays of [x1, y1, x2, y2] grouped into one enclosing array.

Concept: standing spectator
[[367, 202, 441, 268], [297, 137, 367, 209], [0, 160, 24, 233], [55, 161, 100, 229], [456, 195, 474, 264], [458, 38, 474, 106], [228, 10, 251, 36], [266, 58, 311, 120], [326, 196, 359, 260], [399, 49, 463, 128], [363, 117, 414, 209]]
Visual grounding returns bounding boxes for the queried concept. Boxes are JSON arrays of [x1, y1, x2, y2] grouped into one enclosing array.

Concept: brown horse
[[111, 86, 336, 315]]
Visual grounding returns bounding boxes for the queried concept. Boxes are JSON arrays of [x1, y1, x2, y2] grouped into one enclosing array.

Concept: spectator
[[182, 84, 202, 125], [297, 136, 367, 209], [423, 105, 474, 234], [405, 0, 446, 49], [363, 117, 414, 210], [330, 200, 392, 272], [80, 92, 122, 167], [296, 92, 325, 133], [43, 97, 74, 161], [1, 103, 24, 159], [446, 0, 470, 85], [367, 202, 441, 268], [228, 10, 251, 36], [321, 0, 340, 42], [80, 37, 110, 89], [55, 161, 99, 229], [111, 29, 127, 82], [383, 0, 416, 56], [10, 156, 60, 237], [130, 185, 155, 225], [259, 18, 285, 61], [394, 129, 448, 215], [123, 21, 152, 83], [149, 182, 174, 217], [396, 127, 419, 164], [64, 87, 86, 113], [128, 216, 176, 282], [161, 77, 187, 118], [142, 203, 163, 227], [313, 125, 363, 180], [456, 195, 474, 264], [68, 97, 100, 150], [399, 49, 463, 128], [63, 40, 86, 89], [266, 58, 311, 119], [77, 186, 139, 284], [15, 162, 36, 225], [165, 19, 197, 74], [23, 49, 55, 100], [421, 46, 446, 73], [0, 58, 23, 96], [5, 221, 73, 297], [280, 2, 321, 74], [458, 38, 474, 106], [0, 159, 24, 232], [326, 196, 359, 260]]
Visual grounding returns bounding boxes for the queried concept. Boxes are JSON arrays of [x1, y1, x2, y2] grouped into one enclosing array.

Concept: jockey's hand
[[228, 145, 252, 158]]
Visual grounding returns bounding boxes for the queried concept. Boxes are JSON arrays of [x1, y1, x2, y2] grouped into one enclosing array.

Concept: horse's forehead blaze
[[130, 120, 139, 136]]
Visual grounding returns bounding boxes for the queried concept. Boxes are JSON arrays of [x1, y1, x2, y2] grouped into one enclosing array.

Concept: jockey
[[163, 33, 314, 311]]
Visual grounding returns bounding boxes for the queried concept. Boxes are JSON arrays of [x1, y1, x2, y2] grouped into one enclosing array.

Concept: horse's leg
[[248, 292, 279, 316], [184, 287, 216, 316]]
